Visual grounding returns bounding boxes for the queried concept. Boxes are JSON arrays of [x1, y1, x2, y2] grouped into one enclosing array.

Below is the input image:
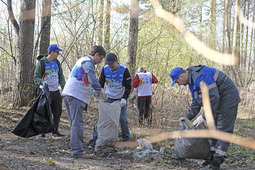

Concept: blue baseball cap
[[105, 53, 117, 65], [48, 44, 63, 52], [169, 67, 183, 86]]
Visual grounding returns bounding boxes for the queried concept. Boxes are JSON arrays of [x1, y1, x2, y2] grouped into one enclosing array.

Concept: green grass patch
[[227, 144, 255, 162]]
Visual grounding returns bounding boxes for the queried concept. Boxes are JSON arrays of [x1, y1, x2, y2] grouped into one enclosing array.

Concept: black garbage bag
[[12, 82, 55, 138], [174, 117, 211, 160]]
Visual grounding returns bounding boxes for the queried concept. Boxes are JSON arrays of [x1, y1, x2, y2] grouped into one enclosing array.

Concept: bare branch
[[7, 0, 19, 35], [1, 0, 7, 6]]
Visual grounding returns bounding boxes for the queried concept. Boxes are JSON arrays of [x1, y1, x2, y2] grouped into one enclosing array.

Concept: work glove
[[120, 98, 127, 107], [192, 115, 205, 127]]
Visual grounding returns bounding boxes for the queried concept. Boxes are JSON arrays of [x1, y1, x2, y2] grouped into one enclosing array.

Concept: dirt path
[[0, 107, 254, 169]]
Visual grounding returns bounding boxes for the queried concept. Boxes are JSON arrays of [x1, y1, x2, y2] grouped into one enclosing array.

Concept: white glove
[[120, 98, 127, 107], [192, 115, 205, 127], [39, 85, 43, 89]]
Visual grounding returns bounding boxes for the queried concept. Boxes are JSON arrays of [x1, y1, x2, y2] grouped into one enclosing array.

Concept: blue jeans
[[105, 98, 130, 141]]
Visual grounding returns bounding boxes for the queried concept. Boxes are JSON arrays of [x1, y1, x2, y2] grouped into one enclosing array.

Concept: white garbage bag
[[95, 101, 121, 152]]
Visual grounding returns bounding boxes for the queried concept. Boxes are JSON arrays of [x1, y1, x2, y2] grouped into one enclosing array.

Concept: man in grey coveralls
[[170, 65, 241, 170]]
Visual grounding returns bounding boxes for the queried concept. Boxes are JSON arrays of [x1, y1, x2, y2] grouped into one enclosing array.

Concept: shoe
[[51, 131, 65, 137], [38, 133, 45, 138], [72, 154, 92, 159], [72, 154, 85, 159], [202, 160, 212, 166], [199, 164, 220, 170]]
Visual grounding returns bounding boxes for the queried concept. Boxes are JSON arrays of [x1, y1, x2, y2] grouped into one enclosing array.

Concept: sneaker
[[51, 131, 65, 137], [38, 133, 45, 138]]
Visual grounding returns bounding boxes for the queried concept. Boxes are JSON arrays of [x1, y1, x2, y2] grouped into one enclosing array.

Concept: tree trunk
[[97, 0, 104, 45], [13, 0, 36, 107], [127, 0, 139, 78], [243, 0, 249, 69], [39, 0, 51, 54], [248, 2, 255, 72], [222, 0, 226, 53], [104, 0, 111, 52], [230, 0, 241, 86], [232, 0, 241, 63], [209, 0, 216, 50]]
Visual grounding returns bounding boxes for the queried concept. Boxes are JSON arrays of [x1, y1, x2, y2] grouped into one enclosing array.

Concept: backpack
[[35, 54, 61, 96]]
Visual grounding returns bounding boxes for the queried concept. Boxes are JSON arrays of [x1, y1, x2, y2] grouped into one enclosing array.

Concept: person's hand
[[94, 97, 99, 103], [120, 98, 127, 107], [97, 89, 106, 100], [192, 115, 205, 127], [178, 117, 187, 122], [93, 89, 105, 100]]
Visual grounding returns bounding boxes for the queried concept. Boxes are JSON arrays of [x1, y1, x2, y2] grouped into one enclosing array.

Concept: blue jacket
[[186, 65, 241, 120]]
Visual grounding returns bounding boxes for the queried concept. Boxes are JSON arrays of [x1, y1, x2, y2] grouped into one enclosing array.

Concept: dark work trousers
[[137, 96, 152, 125], [50, 90, 62, 132], [211, 104, 238, 158]]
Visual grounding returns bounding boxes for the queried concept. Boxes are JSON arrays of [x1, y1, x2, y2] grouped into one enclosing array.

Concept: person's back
[[187, 65, 240, 107], [132, 68, 158, 125]]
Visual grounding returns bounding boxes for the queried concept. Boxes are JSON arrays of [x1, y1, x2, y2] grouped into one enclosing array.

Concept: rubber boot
[[202, 151, 215, 166]]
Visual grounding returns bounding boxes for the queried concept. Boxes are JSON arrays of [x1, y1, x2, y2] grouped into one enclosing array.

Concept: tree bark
[[209, 0, 216, 50], [248, 2, 255, 72], [39, 0, 52, 54], [104, 0, 111, 52], [97, 0, 104, 45], [12, 0, 36, 107], [127, 0, 139, 78]]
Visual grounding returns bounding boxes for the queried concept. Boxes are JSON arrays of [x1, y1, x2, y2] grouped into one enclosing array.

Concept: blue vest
[[104, 64, 126, 99]]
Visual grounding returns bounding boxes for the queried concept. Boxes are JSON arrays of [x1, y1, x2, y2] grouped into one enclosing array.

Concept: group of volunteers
[[34, 44, 241, 170]]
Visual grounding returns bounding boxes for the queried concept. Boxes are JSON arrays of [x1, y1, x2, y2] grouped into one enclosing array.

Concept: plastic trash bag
[[11, 82, 54, 137], [129, 89, 138, 101], [174, 117, 211, 160], [88, 120, 98, 148], [95, 101, 121, 152], [133, 138, 158, 159]]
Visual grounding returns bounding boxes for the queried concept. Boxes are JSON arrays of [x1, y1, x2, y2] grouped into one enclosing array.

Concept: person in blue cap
[[99, 53, 132, 141], [169, 65, 241, 170], [34, 44, 66, 138]]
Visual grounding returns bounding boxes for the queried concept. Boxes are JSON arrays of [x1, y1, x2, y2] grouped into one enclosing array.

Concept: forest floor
[[0, 101, 255, 170]]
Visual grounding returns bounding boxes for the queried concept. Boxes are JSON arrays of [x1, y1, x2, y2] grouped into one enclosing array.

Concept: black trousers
[[50, 90, 62, 132], [137, 96, 152, 125]]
